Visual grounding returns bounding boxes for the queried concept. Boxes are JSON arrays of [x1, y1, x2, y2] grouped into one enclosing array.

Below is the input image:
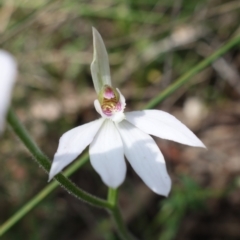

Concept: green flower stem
[[0, 151, 89, 237], [111, 207, 135, 240], [145, 33, 240, 109], [6, 108, 112, 209], [107, 187, 118, 205], [0, 178, 57, 237], [108, 188, 135, 240]]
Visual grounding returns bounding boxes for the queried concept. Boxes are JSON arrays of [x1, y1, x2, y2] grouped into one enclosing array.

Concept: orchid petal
[[0, 50, 17, 132], [49, 118, 104, 181], [91, 27, 111, 94], [117, 120, 171, 196], [89, 120, 126, 188], [125, 110, 205, 148]]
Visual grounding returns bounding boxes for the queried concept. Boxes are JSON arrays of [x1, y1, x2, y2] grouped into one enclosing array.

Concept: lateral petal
[[125, 110, 205, 148], [91, 27, 112, 94], [49, 118, 104, 181], [89, 120, 126, 188], [117, 120, 171, 196]]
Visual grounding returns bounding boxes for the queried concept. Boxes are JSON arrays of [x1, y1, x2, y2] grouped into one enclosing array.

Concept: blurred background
[[1, 0, 240, 239]]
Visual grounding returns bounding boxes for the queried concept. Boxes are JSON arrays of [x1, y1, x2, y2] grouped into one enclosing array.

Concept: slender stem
[[110, 207, 135, 240], [6, 108, 112, 210], [0, 152, 89, 237], [145, 33, 240, 109], [107, 188, 135, 240], [107, 188, 118, 205], [0, 179, 58, 236]]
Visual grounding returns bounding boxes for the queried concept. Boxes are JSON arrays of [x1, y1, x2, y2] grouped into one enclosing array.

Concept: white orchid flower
[[0, 50, 17, 133], [49, 28, 205, 196]]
